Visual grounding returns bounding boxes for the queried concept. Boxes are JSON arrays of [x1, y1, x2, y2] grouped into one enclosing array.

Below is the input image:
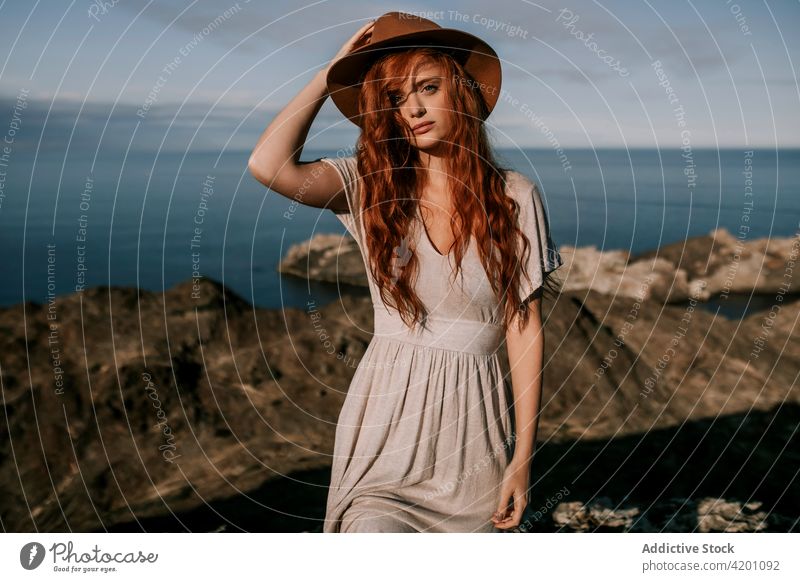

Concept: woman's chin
[[411, 134, 443, 150]]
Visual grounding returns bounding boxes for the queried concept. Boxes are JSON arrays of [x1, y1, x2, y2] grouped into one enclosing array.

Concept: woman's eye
[[389, 84, 437, 105]]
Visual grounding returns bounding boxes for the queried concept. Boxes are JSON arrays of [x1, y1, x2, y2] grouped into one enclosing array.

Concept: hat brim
[[326, 28, 502, 128]]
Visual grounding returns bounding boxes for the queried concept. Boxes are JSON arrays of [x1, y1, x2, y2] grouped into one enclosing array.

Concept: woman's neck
[[417, 151, 450, 202]]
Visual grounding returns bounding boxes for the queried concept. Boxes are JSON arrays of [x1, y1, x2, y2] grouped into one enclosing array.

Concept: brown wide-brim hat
[[326, 11, 502, 128]]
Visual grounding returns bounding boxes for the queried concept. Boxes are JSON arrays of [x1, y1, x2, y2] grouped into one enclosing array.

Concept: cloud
[[117, 0, 373, 57]]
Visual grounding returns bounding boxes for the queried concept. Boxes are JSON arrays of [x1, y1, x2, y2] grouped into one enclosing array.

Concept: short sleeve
[[515, 178, 563, 304], [318, 155, 364, 245]]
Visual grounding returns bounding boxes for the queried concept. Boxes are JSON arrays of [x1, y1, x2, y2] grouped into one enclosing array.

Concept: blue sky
[[1, 0, 798, 152]]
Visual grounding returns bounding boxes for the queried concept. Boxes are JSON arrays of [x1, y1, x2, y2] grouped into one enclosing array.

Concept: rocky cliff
[[2, 227, 798, 532]]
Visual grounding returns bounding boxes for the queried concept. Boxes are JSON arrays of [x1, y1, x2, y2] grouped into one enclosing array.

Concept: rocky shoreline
[[281, 226, 800, 304], [1, 227, 798, 532]]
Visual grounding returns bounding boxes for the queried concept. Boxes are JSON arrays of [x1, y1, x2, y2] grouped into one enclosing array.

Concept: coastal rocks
[[0, 279, 372, 532], [518, 496, 775, 533], [1, 272, 797, 532], [551, 498, 641, 532], [555, 245, 686, 303], [278, 233, 364, 287], [279, 228, 800, 304], [632, 227, 800, 301]]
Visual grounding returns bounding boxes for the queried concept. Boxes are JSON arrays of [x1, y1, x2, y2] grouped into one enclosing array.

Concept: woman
[[248, 12, 563, 533]]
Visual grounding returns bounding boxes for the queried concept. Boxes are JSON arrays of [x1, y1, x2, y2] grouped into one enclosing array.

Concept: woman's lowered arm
[[493, 291, 545, 529]]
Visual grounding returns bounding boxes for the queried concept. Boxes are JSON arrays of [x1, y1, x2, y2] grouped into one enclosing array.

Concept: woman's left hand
[[491, 458, 530, 530]]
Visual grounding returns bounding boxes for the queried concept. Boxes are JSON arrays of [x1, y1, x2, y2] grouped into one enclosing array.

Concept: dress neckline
[[415, 205, 457, 258]]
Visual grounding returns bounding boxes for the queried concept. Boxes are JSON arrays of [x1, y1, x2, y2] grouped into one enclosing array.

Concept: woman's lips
[[413, 122, 434, 134]]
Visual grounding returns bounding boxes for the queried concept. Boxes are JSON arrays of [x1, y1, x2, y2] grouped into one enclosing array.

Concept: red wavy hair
[[351, 47, 551, 332]]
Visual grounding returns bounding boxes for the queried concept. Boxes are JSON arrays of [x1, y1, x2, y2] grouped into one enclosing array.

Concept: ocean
[[1, 147, 797, 312]]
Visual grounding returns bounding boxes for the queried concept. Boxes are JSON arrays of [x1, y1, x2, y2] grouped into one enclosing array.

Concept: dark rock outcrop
[[1, 279, 370, 531]]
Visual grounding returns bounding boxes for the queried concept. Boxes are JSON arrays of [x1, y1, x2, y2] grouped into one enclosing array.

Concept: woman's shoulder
[[319, 154, 358, 175], [501, 170, 554, 234], [319, 155, 360, 195], [501, 169, 538, 202]]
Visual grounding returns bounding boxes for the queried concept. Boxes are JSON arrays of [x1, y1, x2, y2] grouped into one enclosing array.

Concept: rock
[[551, 498, 640, 531], [515, 496, 776, 532], [632, 227, 800, 301], [695, 497, 769, 532], [556, 246, 689, 304], [282, 228, 800, 304], [0, 278, 373, 531], [278, 233, 365, 286], [1, 272, 797, 532]]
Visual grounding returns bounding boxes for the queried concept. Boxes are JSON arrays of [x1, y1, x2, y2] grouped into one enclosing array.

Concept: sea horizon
[[1, 146, 797, 312]]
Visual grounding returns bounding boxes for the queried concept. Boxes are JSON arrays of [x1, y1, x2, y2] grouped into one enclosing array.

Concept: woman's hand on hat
[[328, 20, 375, 71]]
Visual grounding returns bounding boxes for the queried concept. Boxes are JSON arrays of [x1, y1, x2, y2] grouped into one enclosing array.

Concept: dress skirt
[[324, 311, 515, 533]]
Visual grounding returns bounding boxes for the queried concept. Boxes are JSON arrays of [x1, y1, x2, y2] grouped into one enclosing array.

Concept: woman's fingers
[[493, 491, 511, 521], [493, 488, 527, 529], [330, 20, 377, 65], [510, 490, 526, 525], [492, 494, 513, 526], [492, 510, 508, 523], [355, 21, 375, 39], [352, 22, 374, 49]]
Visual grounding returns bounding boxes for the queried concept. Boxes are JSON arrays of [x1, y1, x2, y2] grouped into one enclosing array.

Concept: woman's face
[[390, 63, 453, 153]]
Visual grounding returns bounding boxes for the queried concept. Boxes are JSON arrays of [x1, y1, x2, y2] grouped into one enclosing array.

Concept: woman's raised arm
[[247, 20, 374, 211]]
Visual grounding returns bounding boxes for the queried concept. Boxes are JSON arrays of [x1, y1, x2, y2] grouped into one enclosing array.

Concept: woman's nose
[[406, 98, 425, 117]]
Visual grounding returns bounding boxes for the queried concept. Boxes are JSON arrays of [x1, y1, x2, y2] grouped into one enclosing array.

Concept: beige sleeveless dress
[[318, 155, 563, 533]]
